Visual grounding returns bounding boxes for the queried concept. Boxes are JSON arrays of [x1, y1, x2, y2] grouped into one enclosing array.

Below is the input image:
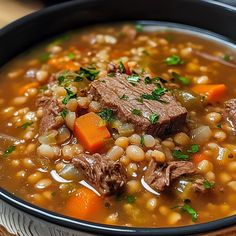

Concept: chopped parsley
[[77, 67, 99, 81], [98, 108, 114, 122], [181, 202, 198, 222], [60, 109, 68, 118], [17, 122, 33, 130], [39, 52, 50, 63], [165, 55, 184, 66], [67, 52, 75, 60], [223, 54, 232, 62], [132, 109, 142, 116], [171, 72, 190, 86], [140, 86, 168, 103], [203, 180, 215, 189], [140, 135, 145, 146], [119, 94, 129, 100], [3, 145, 16, 157], [144, 76, 152, 84], [172, 150, 189, 160], [38, 85, 48, 92], [127, 74, 140, 85], [58, 71, 83, 85], [217, 123, 222, 129], [62, 88, 76, 105], [135, 24, 143, 33], [136, 97, 144, 104], [149, 113, 159, 124], [119, 61, 126, 73], [187, 144, 200, 154], [127, 195, 135, 204]]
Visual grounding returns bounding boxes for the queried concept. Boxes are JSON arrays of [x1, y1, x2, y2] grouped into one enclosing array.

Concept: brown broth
[[0, 23, 236, 227]]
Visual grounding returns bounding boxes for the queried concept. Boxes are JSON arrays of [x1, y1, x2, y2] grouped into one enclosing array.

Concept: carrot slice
[[74, 112, 111, 152], [124, 61, 131, 75], [65, 187, 102, 220], [192, 153, 209, 165], [191, 84, 226, 102], [19, 82, 39, 95]]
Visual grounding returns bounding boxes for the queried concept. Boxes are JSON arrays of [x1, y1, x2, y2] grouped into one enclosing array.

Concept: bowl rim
[[1, 0, 236, 235]]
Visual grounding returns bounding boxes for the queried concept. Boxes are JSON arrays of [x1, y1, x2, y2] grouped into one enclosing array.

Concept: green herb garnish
[[181, 203, 198, 222], [140, 135, 145, 146], [62, 88, 76, 105], [77, 67, 99, 81], [67, 52, 75, 60], [223, 54, 232, 62], [144, 76, 152, 84], [140, 87, 168, 103], [132, 109, 142, 116], [135, 24, 143, 33], [172, 150, 189, 160], [3, 145, 16, 157], [172, 72, 190, 86], [149, 113, 159, 124], [187, 144, 199, 154], [203, 180, 215, 189], [17, 122, 33, 130], [60, 109, 68, 118], [127, 74, 140, 85], [98, 108, 114, 122], [127, 195, 135, 204], [165, 55, 184, 65], [39, 52, 50, 63], [217, 123, 222, 129], [119, 94, 129, 100], [119, 61, 126, 73]]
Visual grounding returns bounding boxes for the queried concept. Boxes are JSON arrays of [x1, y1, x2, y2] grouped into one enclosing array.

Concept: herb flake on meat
[[119, 61, 126, 73], [77, 67, 99, 81], [127, 74, 140, 85], [144, 76, 152, 84], [149, 113, 159, 124], [98, 108, 114, 122], [203, 180, 215, 189], [132, 109, 142, 116], [165, 55, 184, 65], [119, 94, 129, 100], [3, 145, 16, 157], [140, 87, 168, 103]]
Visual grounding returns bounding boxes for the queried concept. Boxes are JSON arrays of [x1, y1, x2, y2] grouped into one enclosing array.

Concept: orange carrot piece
[[19, 82, 39, 95], [74, 112, 111, 152], [124, 61, 131, 75], [192, 153, 209, 165], [191, 84, 226, 102], [65, 187, 102, 220]]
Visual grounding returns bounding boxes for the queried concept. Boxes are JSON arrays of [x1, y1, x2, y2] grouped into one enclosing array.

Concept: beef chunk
[[36, 96, 62, 135], [89, 74, 187, 137], [192, 178, 207, 193], [144, 160, 195, 192], [73, 153, 127, 196], [224, 99, 236, 130]]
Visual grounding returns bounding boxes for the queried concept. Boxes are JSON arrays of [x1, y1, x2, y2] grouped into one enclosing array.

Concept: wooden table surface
[[0, 0, 42, 28]]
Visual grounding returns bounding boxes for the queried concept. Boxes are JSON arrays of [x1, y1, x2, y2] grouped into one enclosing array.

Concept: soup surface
[[0, 23, 236, 227]]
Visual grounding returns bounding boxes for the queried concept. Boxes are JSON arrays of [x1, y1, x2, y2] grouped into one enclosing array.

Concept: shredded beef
[[224, 99, 236, 130], [89, 73, 187, 137], [36, 96, 62, 135], [192, 178, 207, 193], [144, 160, 195, 192], [73, 153, 127, 196]]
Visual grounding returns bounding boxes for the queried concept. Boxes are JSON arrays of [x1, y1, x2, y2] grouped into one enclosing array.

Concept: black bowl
[[0, 0, 236, 235]]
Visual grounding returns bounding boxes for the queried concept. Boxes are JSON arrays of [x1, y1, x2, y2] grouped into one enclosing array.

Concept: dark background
[[41, 0, 236, 7]]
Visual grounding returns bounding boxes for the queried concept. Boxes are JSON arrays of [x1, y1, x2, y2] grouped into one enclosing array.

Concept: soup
[[0, 23, 236, 227]]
